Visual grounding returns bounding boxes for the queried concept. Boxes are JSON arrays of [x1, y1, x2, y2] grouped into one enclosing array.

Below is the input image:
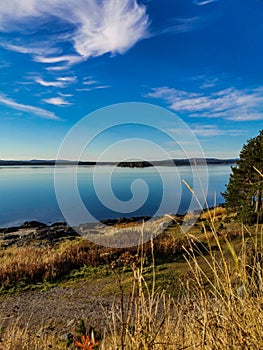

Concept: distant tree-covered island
[[117, 161, 153, 168]]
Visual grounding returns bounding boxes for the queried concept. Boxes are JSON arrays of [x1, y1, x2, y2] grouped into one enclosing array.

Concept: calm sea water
[[0, 165, 232, 227]]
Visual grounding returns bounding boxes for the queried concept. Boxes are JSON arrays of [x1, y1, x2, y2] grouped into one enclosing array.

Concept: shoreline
[[0, 206, 225, 248], [0, 203, 225, 232], [0, 215, 154, 232], [0, 215, 164, 248], [0, 158, 237, 167]]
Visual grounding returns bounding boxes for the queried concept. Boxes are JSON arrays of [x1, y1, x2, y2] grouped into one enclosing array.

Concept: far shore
[[0, 158, 237, 167]]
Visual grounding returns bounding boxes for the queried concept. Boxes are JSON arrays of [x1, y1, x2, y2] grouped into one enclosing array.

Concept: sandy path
[[0, 279, 116, 337]]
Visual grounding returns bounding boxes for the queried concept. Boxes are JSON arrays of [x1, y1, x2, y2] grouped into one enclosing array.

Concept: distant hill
[[152, 158, 238, 166], [0, 160, 96, 166], [0, 158, 238, 167]]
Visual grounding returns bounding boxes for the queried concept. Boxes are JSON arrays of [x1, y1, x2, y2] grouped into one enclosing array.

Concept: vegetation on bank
[[0, 207, 263, 349], [0, 208, 235, 294]]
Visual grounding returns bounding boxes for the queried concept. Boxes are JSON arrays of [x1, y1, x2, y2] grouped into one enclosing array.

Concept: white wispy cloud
[[57, 76, 76, 83], [146, 86, 263, 121], [33, 54, 83, 66], [0, 0, 149, 66], [167, 124, 242, 140], [76, 76, 109, 91], [193, 0, 218, 5], [199, 77, 219, 89], [69, 0, 149, 58], [45, 65, 72, 72], [35, 78, 65, 88], [76, 85, 109, 92], [83, 80, 98, 85], [0, 43, 59, 56], [34, 76, 76, 88], [95, 85, 109, 89], [0, 94, 59, 120], [161, 17, 203, 34], [189, 124, 243, 137], [58, 92, 73, 97], [43, 97, 71, 106]]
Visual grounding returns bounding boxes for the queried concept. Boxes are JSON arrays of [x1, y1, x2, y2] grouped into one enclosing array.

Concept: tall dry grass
[[0, 227, 192, 290], [0, 241, 110, 288], [0, 219, 262, 349], [0, 316, 65, 350], [99, 220, 263, 349]]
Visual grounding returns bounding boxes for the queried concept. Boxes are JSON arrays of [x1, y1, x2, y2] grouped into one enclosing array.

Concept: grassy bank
[[0, 208, 234, 293], [0, 208, 263, 349]]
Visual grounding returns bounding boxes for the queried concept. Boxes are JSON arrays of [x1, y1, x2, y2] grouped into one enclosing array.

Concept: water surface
[[0, 165, 232, 227]]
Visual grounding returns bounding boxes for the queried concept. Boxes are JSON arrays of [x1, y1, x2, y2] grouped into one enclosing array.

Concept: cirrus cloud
[[0, 94, 59, 120], [146, 86, 263, 121], [43, 97, 71, 106], [35, 78, 65, 88], [193, 0, 218, 5], [0, 0, 150, 67]]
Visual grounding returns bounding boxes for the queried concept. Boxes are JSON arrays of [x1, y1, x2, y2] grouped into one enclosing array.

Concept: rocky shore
[[0, 216, 153, 248], [0, 221, 79, 249]]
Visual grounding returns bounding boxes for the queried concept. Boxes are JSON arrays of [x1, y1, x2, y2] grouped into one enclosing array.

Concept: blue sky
[[0, 0, 263, 160]]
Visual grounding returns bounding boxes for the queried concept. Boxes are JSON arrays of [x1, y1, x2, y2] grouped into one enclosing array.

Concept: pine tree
[[223, 130, 263, 224]]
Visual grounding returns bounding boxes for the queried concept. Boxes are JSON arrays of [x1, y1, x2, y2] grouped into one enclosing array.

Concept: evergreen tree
[[223, 130, 263, 224]]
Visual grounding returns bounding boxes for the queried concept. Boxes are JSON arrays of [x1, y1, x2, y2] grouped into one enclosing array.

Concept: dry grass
[[0, 240, 109, 289], [0, 320, 64, 350], [0, 218, 197, 291], [0, 214, 263, 349], [200, 206, 227, 221], [99, 222, 263, 349]]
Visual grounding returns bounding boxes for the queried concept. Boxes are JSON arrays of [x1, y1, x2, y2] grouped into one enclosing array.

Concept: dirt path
[[0, 278, 116, 337]]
